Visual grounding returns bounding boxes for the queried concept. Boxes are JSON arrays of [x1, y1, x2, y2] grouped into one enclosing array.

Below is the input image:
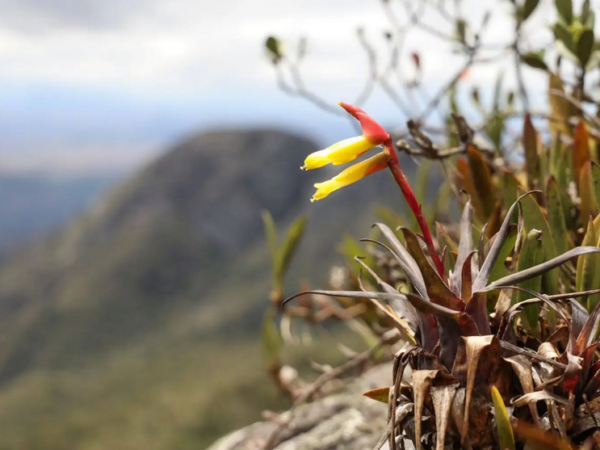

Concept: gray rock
[[207, 363, 393, 450]]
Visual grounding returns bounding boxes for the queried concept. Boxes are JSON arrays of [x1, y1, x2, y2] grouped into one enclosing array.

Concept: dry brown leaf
[[506, 355, 540, 426], [430, 383, 459, 450]]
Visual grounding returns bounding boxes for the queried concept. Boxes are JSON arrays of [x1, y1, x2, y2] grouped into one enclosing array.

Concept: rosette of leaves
[[285, 194, 600, 450]]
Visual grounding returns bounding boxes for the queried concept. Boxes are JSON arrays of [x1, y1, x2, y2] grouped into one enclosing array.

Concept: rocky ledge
[[208, 363, 393, 450]]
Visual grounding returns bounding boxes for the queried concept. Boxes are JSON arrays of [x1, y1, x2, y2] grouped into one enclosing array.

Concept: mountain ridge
[[0, 127, 434, 449]]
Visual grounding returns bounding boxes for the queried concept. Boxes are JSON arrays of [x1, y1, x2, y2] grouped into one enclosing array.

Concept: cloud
[[0, 0, 561, 174]]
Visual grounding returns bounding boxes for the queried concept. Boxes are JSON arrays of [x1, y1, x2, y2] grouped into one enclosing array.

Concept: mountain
[[0, 129, 430, 449], [0, 172, 115, 254]]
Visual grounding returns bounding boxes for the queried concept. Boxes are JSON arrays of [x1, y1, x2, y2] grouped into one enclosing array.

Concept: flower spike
[[311, 152, 387, 202], [300, 101, 445, 277], [302, 136, 375, 170], [301, 102, 390, 171]]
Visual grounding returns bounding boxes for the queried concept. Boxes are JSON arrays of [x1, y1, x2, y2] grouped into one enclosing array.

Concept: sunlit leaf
[[362, 386, 390, 404], [491, 385, 515, 450]]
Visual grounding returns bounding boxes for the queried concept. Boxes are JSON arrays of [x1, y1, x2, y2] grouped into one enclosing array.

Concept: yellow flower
[[311, 152, 388, 202], [301, 135, 375, 170]]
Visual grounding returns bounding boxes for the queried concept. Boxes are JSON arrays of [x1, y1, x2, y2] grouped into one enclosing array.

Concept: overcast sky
[[0, 0, 571, 175]]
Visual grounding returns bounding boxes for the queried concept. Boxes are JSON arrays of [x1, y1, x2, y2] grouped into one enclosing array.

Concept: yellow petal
[[311, 152, 387, 201], [302, 136, 375, 170]]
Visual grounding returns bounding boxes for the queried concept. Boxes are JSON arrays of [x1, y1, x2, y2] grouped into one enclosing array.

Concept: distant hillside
[[0, 129, 434, 449], [0, 172, 114, 253]]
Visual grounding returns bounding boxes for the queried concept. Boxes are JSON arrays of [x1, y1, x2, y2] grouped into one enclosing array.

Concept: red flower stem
[[383, 139, 445, 277]]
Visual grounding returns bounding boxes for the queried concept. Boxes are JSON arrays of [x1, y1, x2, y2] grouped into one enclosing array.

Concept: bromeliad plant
[[285, 103, 600, 450]]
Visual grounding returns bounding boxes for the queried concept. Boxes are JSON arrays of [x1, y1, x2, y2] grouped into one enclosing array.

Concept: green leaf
[[582, 0, 591, 24], [372, 223, 427, 299], [591, 162, 600, 215], [521, 51, 548, 70], [579, 161, 596, 228], [507, 91, 515, 108], [435, 181, 452, 224], [401, 227, 463, 310], [491, 385, 515, 450], [549, 135, 574, 228], [555, 0, 573, 24], [261, 308, 282, 369], [585, 10, 595, 29], [522, 114, 541, 190], [516, 229, 544, 333], [523, 0, 540, 20], [262, 210, 279, 269], [520, 192, 560, 295], [456, 19, 467, 43], [576, 220, 597, 296], [374, 206, 405, 230], [275, 215, 308, 287], [265, 36, 284, 63], [488, 225, 518, 284], [471, 87, 481, 107], [546, 177, 571, 256], [573, 121, 592, 194], [502, 170, 520, 208], [577, 28, 594, 67]]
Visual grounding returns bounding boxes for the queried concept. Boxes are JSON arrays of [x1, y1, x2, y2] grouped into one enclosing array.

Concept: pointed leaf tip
[[491, 385, 515, 450]]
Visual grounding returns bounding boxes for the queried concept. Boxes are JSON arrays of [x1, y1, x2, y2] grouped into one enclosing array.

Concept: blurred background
[[0, 0, 573, 448]]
